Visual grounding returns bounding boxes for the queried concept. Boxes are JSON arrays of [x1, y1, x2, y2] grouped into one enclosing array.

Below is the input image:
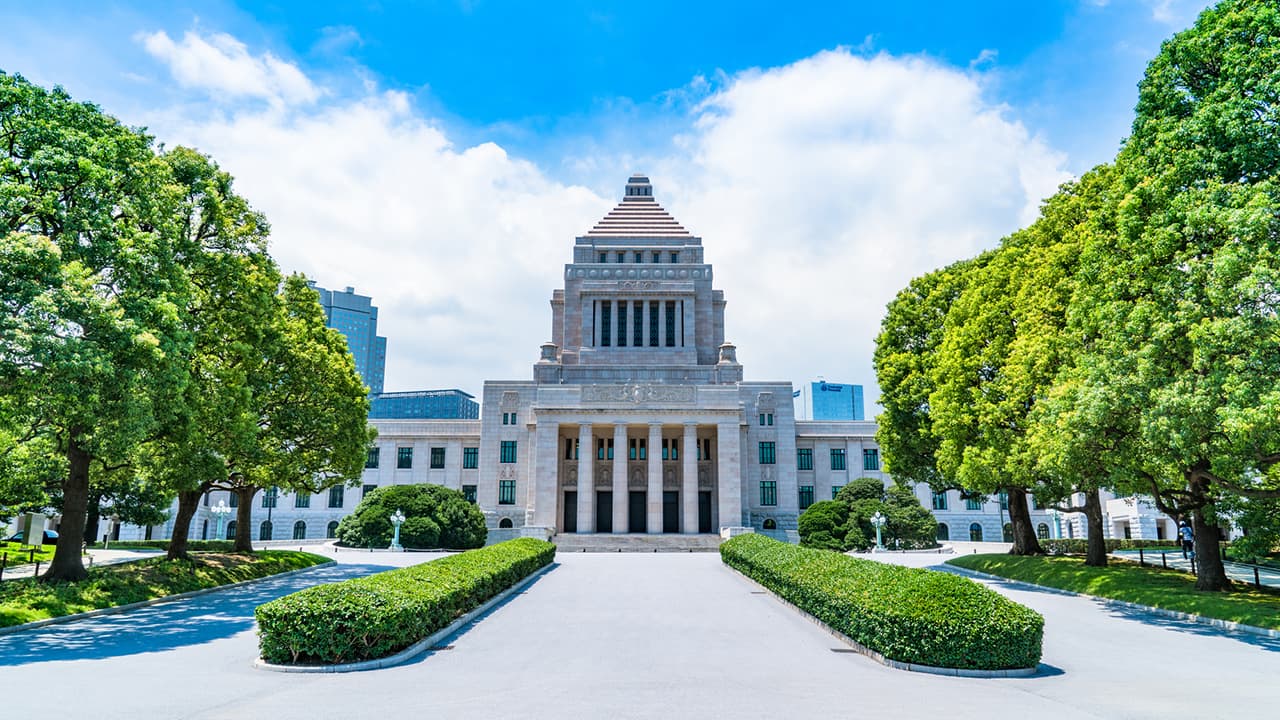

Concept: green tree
[[797, 500, 855, 551], [336, 483, 486, 549], [0, 73, 191, 581]]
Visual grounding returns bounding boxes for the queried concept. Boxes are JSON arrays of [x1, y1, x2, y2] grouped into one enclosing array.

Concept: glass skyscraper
[[308, 282, 387, 395], [800, 381, 864, 421]]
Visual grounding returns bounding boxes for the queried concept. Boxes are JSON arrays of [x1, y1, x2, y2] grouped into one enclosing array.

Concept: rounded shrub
[[336, 483, 486, 549]]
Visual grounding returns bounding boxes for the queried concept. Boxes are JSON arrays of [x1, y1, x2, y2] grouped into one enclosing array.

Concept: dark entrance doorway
[[663, 491, 679, 533], [596, 491, 612, 533], [698, 491, 713, 533], [628, 491, 647, 533], [563, 491, 577, 533]]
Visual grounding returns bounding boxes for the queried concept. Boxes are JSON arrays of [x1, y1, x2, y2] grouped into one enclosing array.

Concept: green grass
[[948, 554, 1280, 631], [0, 541, 57, 567], [0, 550, 328, 628]]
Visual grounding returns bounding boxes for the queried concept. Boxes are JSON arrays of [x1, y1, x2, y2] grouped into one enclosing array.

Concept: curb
[[725, 564, 1039, 678], [254, 561, 556, 673], [0, 557, 336, 638], [942, 563, 1280, 640]]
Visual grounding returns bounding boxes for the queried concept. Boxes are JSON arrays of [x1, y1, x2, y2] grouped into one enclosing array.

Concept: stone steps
[[552, 533, 723, 553]]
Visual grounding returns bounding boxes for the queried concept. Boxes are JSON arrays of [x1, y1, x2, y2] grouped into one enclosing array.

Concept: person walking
[[1178, 520, 1194, 560]]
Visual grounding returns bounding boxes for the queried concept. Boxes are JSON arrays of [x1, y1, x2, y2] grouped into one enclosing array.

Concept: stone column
[[528, 419, 559, 529], [612, 424, 628, 533], [445, 439, 463, 490], [577, 423, 594, 534], [716, 420, 743, 530], [647, 422, 663, 533], [682, 423, 698, 533], [642, 299, 651, 348], [658, 298, 667, 347]]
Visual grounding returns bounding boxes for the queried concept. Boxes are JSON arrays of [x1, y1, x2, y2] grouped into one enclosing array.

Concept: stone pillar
[[682, 298, 695, 349], [577, 423, 594, 534], [647, 422, 663, 533], [658, 298, 667, 347], [716, 420, 743, 530], [642, 299, 651, 348], [682, 423, 698, 533], [612, 424, 628, 533], [592, 300, 601, 347], [528, 419, 559, 528], [445, 438, 463, 490]]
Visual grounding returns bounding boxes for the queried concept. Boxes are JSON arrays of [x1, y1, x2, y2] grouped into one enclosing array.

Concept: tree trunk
[[1006, 486, 1045, 555], [1192, 508, 1229, 591], [1083, 488, 1107, 567], [167, 489, 203, 560], [45, 434, 91, 582], [233, 486, 256, 553], [84, 493, 103, 548]]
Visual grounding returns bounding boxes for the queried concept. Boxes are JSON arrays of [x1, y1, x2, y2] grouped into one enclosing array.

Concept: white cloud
[[138, 35, 1069, 413], [139, 30, 319, 106]]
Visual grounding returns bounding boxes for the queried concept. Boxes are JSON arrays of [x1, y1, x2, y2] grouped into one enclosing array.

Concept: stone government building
[[145, 174, 1073, 546]]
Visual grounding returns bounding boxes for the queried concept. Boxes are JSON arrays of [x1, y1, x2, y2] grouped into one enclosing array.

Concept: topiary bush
[[256, 538, 555, 665], [799, 479, 938, 551], [336, 483, 486, 549], [721, 533, 1042, 670]]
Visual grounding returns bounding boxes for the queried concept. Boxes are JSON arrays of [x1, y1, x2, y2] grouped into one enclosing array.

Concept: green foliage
[[336, 484, 486, 550], [799, 480, 937, 551], [101, 540, 236, 552], [0, 550, 326, 627], [796, 501, 853, 551], [1038, 538, 1187, 555], [722, 534, 1043, 670], [256, 538, 555, 665], [949, 553, 1280, 631]]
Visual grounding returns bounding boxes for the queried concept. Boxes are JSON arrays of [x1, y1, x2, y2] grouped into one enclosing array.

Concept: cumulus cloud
[[139, 30, 319, 106], [137, 33, 1069, 412]]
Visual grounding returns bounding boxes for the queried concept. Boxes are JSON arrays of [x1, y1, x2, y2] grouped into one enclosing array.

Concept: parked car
[[4, 529, 59, 545]]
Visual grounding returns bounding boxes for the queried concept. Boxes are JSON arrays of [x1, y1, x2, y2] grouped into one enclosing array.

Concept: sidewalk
[[0, 547, 161, 581], [1111, 549, 1280, 589]]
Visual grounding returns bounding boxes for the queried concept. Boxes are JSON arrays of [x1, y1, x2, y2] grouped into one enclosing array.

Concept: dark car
[[4, 529, 59, 545]]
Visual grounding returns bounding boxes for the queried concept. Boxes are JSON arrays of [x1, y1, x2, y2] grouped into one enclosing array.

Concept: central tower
[[537, 175, 740, 385]]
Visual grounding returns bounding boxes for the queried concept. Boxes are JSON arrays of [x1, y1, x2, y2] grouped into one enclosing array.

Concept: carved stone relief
[[582, 384, 695, 404]]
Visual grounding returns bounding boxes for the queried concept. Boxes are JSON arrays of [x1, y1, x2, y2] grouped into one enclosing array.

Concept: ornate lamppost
[[211, 500, 232, 541], [871, 511, 886, 552], [389, 509, 406, 551]]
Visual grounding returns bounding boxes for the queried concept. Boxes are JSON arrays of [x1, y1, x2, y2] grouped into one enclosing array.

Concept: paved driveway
[[1, 550, 1276, 719]]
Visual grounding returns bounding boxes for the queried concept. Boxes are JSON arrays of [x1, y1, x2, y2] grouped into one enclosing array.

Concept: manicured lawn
[[0, 550, 328, 628], [948, 554, 1280, 631], [0, 542, 57, 567]]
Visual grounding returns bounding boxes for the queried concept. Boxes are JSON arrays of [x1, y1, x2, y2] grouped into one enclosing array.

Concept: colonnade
[[591, 299, 683, 348]]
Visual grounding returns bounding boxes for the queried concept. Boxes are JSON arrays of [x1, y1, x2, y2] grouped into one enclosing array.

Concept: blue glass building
[[309, 282, 387, 395], [369, 390, 480, 419], [802, 381, 864, 421]]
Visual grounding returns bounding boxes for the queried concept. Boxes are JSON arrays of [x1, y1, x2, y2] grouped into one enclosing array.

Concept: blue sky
[[0, 0, 1214, 409]]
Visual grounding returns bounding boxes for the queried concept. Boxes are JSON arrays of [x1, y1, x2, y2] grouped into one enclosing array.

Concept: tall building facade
[[309, 283, 387, 395], [370, 390, 480, 419], [797, 381, 865, 421]]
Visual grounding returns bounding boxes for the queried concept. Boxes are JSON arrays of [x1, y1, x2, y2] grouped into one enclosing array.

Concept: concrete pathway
[[1, 550, 1276, 718], [0, 547, 163, 581], [1111, 548, 1280, 589]]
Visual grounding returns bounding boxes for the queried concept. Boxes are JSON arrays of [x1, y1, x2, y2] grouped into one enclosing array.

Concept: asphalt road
[[1, 549, 1276, 719]]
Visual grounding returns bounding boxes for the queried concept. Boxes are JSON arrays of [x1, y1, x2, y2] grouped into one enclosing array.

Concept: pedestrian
[[1178, 520, 1194, 559]]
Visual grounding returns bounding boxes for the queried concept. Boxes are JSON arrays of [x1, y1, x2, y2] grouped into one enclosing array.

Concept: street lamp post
[[211, 500, 232, 541], [389, 509, 406, 551], [870, 511, 886, 552]]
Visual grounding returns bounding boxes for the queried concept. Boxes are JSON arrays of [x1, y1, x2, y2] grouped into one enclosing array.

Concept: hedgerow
[[256, 538, 555, 665], [721, 533, 1042, 670]]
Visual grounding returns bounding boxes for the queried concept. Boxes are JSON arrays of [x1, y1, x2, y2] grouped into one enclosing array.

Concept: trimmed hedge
[[721, 533, 1043, 670], [256, 538, 555, 665]]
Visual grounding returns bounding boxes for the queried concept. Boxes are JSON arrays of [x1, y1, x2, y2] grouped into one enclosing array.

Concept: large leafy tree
[[336, 484, 486, 550], [0, 73, 191, 581]]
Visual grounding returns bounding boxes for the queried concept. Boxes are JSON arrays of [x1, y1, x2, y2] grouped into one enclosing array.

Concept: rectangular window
[[652, 251, 660, 263], [932, 491, 948, 510], [463, 447, 479, 469], [633, 301, 643, 346], [665, 300, 676, 346], [831, 485, 844, 500], [760, 481, 777, 506], [430, 447, 446, 469], [365, 447, 380, 468], [670, 251, 679, 263], [500, 441, 518, 464], [462, 485, 477, 503], [966, 496, 983, 511], [295, 493, 310, 509], [998, 491, 1009, 510], [863, 448, 880, 471], [767, 414, 774, 426], [397, 447, 413, 469], [599, 252, 607, 263], [328, 486, 344, 508], [830, 448, 846, 471], [797, 448, 813, 471], [758, 441, 776, 465], [639, 438, 647, 460], [262, 487, 278, 508], [617, 302, 627, 347], [661, 438, 678, 461], [629, 438, 638, 460], [799, 485, 815, 510], [229, 492, 238, 508], [649, 301, 660, 346], [1029, 495, 1037, 510], [362, 483, 376, 498], [499, 479, 516, 505], [702, 438, 711, 461], [601, 302, 612, 346], [598, 438, 605, 460], [759, 413, 765, 426]]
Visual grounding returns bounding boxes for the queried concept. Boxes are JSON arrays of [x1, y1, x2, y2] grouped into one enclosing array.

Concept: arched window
[[763, 518, 777, 530], [935, 523, 949, 542], [259, 520, 273, 541], [498, 518, 514, 529], [1037, 523, 1050, 540], [293, 521, 307, 540], [226, 520, 237, 540], [1002, 523, 1014, 543], [969, 523, 984, 542], [326, 521, 339, 538]]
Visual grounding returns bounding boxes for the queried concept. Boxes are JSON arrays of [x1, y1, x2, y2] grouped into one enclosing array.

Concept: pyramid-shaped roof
[[583, 175, 694, 239]]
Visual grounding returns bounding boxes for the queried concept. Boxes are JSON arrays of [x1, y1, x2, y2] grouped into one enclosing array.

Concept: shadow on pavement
[[1101, 602, 1280, 652], [0, 562, 398, 667]]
